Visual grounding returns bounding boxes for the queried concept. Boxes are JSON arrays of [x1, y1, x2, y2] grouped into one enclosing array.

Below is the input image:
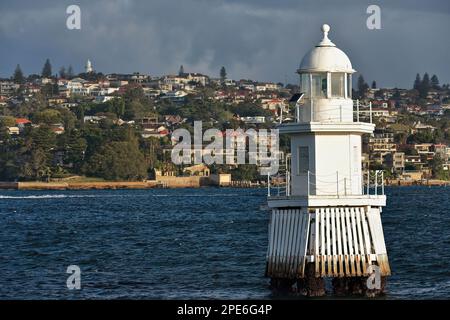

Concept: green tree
[[59, 66, 67, 79], [42, 59, 52, 78], [231, 164, 259, 181], [20, 148, 51, 181], [430, 74, 440, 90], [140, 137, 164, 170], [0, 123, 20, 180], [371, 80, 377, 89], [33, 109, 62, 125], [0, 116, 16, 127], [122, 86, 152, 120], [67, 65, 74, 79], [420, 73, 430, 98], [413, 73, 421, 90], [84, 141, 147, 180], [59, 108, 77, 131], [60, 131, 87, 172], [41, 83, 58, 97], [220, 66, 227, 83], [13, 64, 25, 84], [357, 75, 369, 99], [430, 155, 446, 180], [29, 126, 57, 155], [107, 98, 125, 118]]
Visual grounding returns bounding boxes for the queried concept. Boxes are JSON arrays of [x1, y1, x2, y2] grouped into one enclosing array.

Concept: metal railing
[[267, 170, 385, 198], [289, 98, 373, 124], [354, 99, 373, 123]]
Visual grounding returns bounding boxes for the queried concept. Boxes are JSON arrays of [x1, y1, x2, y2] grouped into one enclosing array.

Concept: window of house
[[297, 146, 310, 174]]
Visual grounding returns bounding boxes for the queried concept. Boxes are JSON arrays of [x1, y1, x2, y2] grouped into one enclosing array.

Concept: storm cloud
[[0, 0, 449, 87]]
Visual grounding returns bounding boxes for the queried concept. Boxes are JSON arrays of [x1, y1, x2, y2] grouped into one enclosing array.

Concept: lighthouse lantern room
[[266, 24, 390, 297]]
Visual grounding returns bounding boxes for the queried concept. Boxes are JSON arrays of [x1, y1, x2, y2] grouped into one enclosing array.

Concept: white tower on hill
[[266, 24, 390, 297], [85, 59, 93, 73]]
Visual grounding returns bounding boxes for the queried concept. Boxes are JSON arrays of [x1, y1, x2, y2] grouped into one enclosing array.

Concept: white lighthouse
[[266, 24, 390, 296], [85, 59, 93, 73]]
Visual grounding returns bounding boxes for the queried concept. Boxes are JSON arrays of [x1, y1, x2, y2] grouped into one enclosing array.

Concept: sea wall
[[0, 178, 210, 190], [0, 181, 158, 190], [154, 176, 211, 188], [0, 182, 18, 189]]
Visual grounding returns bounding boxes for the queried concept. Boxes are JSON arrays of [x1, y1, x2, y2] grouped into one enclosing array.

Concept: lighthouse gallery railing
[[267, 170, 385, 198], [292, 99, 374, 123]]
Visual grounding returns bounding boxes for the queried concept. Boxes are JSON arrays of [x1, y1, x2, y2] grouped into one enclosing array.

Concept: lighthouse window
[[297, 146, 310, 174], [347, 74, 352, 98], [311, 73, 327, 98], [331, 73, 345, 98], [300, 73, 310, 98]]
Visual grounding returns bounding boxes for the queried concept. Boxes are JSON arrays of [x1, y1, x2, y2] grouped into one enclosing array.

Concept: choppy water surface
[[0, 187, 449, 299]]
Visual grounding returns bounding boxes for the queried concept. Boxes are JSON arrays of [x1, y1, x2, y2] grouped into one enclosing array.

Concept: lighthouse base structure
[[265, 206, 390, 297]]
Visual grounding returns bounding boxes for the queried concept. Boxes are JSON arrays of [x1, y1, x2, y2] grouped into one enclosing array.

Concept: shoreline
[[0, 180, 449, 190], [386, 179, 450, 187], [0, 181, 160, 190]]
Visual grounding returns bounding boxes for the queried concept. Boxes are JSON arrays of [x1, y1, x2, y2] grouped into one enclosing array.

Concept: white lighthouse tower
[[85, 59, 93, 73], [266, 24, 390, 296]]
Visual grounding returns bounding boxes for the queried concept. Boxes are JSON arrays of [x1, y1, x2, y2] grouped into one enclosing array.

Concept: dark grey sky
[[1, 0, 449, 88]]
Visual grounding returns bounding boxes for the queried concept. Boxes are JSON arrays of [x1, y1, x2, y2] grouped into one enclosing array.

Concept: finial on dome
[[318, 23, 335, 47]]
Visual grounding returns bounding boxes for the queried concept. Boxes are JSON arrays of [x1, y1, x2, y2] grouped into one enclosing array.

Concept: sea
[[0, 186, 449, 299]]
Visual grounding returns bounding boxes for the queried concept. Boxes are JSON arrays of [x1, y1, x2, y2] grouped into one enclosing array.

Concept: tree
[[67, 65, 74, 79], [231, 164, 259, 181], [59, 66, 67, 79], [413, 73, 421, 90], [420, 73, 430, 98], [21, 148, 51, 181], [13, 64, 25, 84], [61, 132, 87, 172], [84, 141, 148, 180], [140, 137, 164, 169], [33, 109, 62, 125], [430, 154, 446, 180], [29, 126, 57, 153], [431, 74, 440, 90], [0, 116, 16, 127], [220, 66, 227, 83], [371, 80, 377, 89], [59, 108, 77, 131], [179, 65, 185, 76], [357, 75, 369, 99], [107, 98, 125, 118], [42, 59, 52, 78]]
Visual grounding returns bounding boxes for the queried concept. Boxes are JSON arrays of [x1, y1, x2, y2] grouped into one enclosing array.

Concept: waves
[[0, 192, 256, 200]]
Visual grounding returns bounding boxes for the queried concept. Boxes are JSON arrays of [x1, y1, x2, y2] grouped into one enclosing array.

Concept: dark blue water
[[0, 187, 449, 299]]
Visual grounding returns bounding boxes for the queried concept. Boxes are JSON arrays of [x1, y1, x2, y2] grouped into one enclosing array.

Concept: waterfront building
[[266, 25, 390, 296]]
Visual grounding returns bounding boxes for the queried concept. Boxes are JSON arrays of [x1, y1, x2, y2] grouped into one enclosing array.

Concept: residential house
[[15, 118, 31, 133], [384, 152, 405, 174], [0, 81, 19, 95], [413, 143, 435, 161], [366, 132, 396, 163]]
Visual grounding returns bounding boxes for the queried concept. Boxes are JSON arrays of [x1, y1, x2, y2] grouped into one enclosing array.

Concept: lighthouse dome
[[298, 24, 355, 74]]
